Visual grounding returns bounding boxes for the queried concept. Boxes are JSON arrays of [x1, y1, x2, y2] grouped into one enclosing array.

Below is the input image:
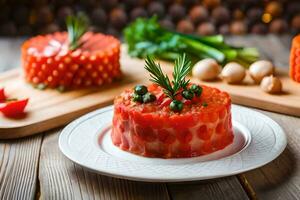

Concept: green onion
[[124, 16, 259, 67]]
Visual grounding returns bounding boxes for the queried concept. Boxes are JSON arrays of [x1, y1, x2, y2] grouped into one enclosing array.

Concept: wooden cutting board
[[0, 48, 299, 139]]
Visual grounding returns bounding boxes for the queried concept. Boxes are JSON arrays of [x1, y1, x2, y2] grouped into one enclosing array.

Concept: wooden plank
[[0, 135, 42, 199], [39, 130, 170, 200], [241, 110, 300, 200], [168, 177, 249, 200], [239, 35, 300, 199]]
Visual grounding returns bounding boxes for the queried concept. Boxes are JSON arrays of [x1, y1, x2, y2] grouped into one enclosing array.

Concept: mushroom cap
[[260, 75, 282, 94], [221, 62, 246, 84], [249, 60, 274, 83], [192, 58, 221, 81]]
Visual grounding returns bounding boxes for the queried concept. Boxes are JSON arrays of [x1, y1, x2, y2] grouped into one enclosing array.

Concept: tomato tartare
[[112, 83, 233, 158], [21, 15, 121, 90]]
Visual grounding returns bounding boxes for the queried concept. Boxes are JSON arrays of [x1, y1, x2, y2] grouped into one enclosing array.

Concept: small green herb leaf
[[172, 53, 192, 92], [66, 13, 89, 51], [144, 56, 174, 99]]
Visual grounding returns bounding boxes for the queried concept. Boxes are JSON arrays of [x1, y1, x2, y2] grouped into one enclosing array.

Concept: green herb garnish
[[66, 13, 89, 51], [124, 16, 259, 67], [145, 54, 192, 100]]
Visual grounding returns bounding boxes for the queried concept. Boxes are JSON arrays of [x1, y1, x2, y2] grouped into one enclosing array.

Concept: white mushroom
[[260, 75, 282, 94], [249, 60, 274, 83], [192, 58, 221, 81], [221, 62, 246, 84]]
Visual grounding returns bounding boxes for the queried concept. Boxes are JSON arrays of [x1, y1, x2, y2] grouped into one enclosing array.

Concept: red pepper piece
[[0, 98, 29, 118], [0, 88, 5, 102], [159, 98, 172, 108], [183, 99, 192, 105]]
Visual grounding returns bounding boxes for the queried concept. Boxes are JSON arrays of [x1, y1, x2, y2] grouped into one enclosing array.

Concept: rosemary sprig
[[172, 53, 192, 92], [144, 56, 174, 98], [66, 13, 89, 51], [144, 54, 192, 99]]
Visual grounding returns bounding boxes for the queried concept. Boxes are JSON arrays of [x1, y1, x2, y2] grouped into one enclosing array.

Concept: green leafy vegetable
[[66, 13, 89, 50], [144, 54, 192, 99], [124, 16, 259, 67]]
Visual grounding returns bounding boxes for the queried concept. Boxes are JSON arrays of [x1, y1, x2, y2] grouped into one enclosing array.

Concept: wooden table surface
[[0, 35, 299, 200]]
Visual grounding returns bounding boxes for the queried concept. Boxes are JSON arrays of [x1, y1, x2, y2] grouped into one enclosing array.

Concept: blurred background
[[0, 0, 299, 37]]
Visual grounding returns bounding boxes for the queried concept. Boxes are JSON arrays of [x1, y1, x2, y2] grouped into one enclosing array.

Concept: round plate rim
[[59, 105, 287, 182]]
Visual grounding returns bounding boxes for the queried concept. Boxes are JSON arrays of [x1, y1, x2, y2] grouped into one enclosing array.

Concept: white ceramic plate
[[59, 105, 287, 182]]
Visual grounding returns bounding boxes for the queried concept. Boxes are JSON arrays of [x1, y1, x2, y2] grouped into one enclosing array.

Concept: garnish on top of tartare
[[22, 13, 121, 90], [112, 55, 233, 158]]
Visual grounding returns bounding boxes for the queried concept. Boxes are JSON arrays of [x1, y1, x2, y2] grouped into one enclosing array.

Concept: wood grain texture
[[0, 135, 42, 199], [0, 39, 43, 200], [238, 35, 300, 200], [39, 130, 170, 200], [242, 110, 300, 200], [168, 177, 249, 200]]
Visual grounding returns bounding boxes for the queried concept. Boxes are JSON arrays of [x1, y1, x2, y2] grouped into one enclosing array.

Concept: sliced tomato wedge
[[0, 99, 29, 118], [0, 88, 5, 102]]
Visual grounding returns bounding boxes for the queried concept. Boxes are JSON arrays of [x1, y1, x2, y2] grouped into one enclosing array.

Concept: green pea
[[134, 85, 148, 95], [143, 92, 156, 103], [182, 90, 194, 100], [132, 93, 143, 103], [170, 100, 183, 112], [190, 84, 202, 97]]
